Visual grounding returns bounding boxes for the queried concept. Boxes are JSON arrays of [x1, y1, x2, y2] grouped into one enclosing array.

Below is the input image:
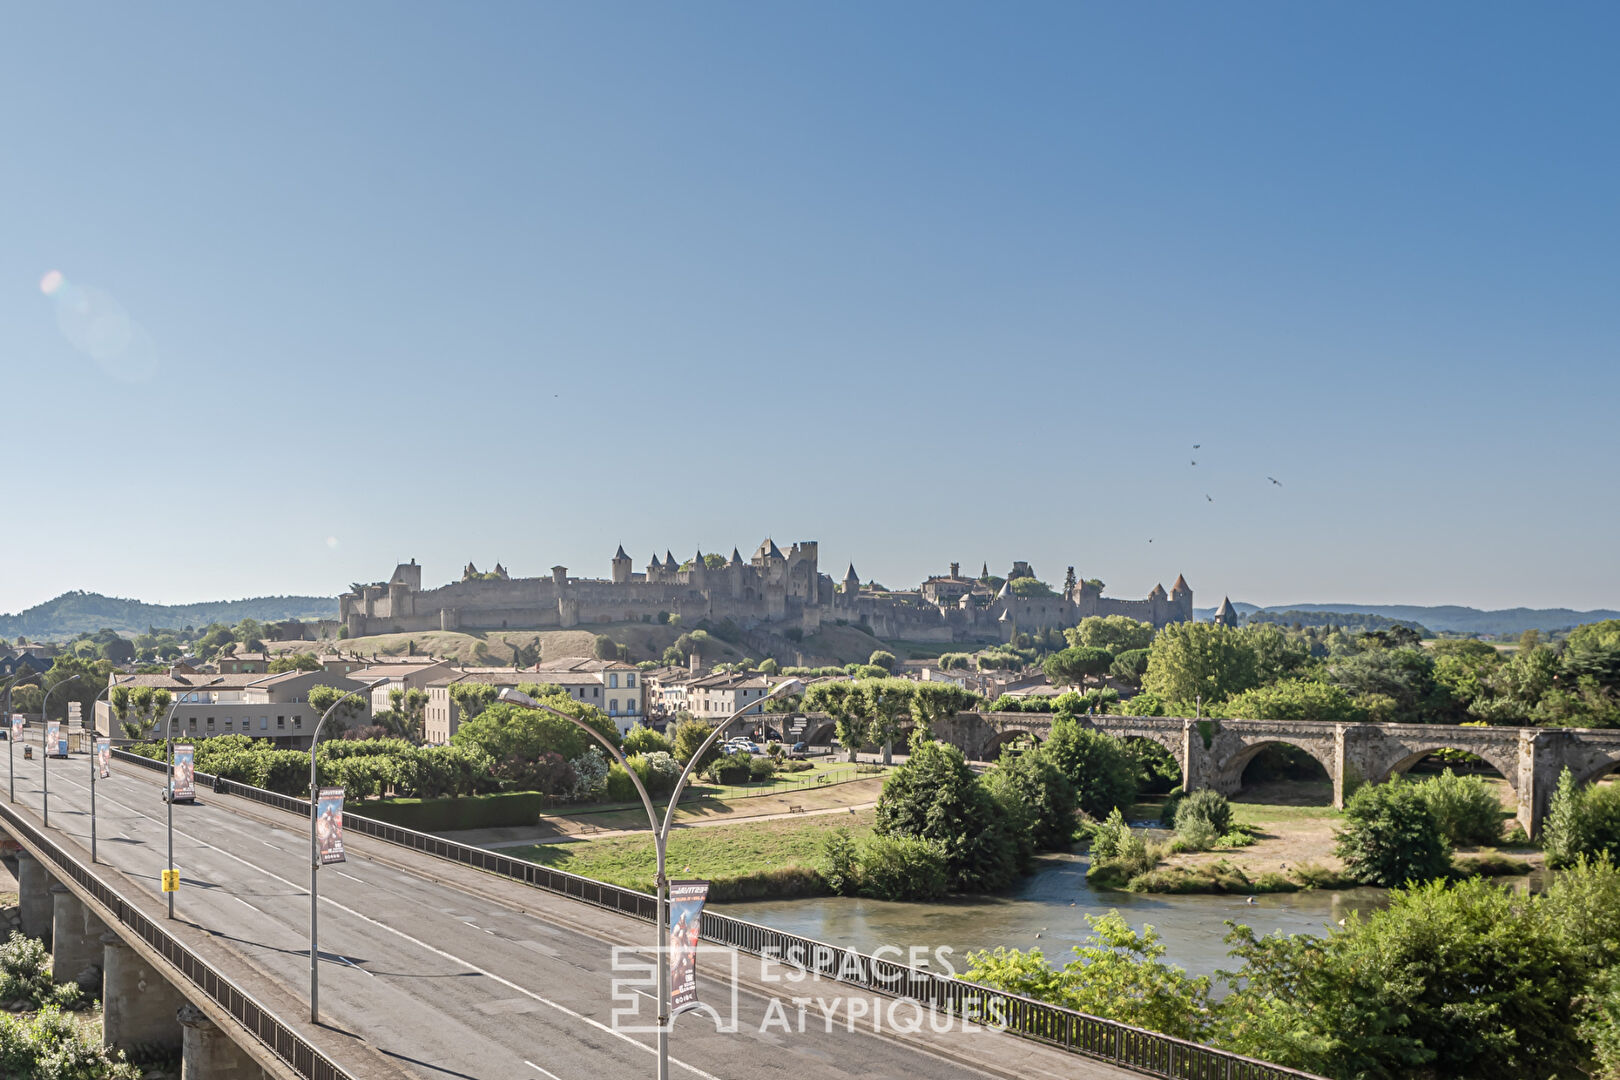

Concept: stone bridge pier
[[5, 847, 270, 1078]]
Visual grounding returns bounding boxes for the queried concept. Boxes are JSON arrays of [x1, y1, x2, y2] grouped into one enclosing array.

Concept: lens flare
[[39, 270, 63, 295], [326, 536, 340, 549]]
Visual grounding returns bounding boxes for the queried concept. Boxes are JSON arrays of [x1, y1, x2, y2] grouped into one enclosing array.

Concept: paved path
[[478, 802, 880, 848], [2, 751, 1146, 1080]]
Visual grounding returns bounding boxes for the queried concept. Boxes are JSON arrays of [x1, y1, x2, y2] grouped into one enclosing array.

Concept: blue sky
[[4, 3, 1618, 615]]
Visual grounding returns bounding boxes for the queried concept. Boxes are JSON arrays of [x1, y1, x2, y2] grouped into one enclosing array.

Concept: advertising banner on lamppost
[[10, 715, 23, 743], [96, 738, 111, 779], [171, 744, 195, 800], [67, 702, 81, 732], [316, 787, 346, 864], [668, 879, 710, 1016], [47, 721, 66, 758]]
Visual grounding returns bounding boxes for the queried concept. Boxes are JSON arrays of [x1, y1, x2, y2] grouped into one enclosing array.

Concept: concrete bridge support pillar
[[16, 850, 53, 943], [102, 931, 184, 1058], [1332, 725, 1375, 810], [179, 1004, 265, 1079], [1180, 721, 1211, 793], [50, 883, 101, 987]]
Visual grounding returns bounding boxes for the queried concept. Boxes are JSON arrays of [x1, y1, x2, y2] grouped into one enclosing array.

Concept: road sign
[[161, 869, 179, 892]]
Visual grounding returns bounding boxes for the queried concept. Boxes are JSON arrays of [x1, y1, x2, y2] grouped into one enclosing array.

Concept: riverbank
[[1110, 779, 1539, 895]]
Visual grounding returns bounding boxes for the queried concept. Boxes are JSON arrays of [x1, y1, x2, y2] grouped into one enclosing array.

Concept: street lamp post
[[498, 677, 797, 1080], [40, 675, 80, 829], [165, 678, 221, 921], [2, 673, 22, 804], [308, 684, 373, 1025], [90, 684, 114, 863]]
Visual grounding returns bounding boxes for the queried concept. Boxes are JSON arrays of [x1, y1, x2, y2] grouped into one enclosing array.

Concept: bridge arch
[[1574, 752, 1620, 788], [982, 726, 1044, 761], [1215, 738, 1337, 792], [1380, 742, 1520, 787]]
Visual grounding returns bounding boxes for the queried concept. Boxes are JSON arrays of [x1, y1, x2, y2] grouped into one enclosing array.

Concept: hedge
[[356, 791, 547, 831]]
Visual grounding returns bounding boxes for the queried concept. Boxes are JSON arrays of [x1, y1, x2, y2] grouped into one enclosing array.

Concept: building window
[[277, 716, 285, 728], [609, 700, 619, 715], [593, 687, 600, 698], [627, 674, 636, 688], [609, 673, 619, 689], [207, 717, 215, 728], [261, 716, 269, 730]]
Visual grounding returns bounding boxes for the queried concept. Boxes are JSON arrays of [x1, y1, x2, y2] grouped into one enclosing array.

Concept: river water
[[717, 852, 1389, 983]]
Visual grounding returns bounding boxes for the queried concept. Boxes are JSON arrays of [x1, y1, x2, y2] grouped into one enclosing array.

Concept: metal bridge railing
[[0, 794, 353, 1080], [107, 749, 1323, 1080]]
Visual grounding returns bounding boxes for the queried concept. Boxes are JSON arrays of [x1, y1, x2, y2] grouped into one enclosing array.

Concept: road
[[1, 748, 1141, 1080]]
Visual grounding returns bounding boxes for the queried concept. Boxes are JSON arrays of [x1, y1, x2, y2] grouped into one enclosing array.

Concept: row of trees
[[801, 679, 982, 763], [967, 859, 1620, 1079]]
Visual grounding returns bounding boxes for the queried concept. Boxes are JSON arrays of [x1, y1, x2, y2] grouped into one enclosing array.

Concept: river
[[717, 851, 1390, 983]]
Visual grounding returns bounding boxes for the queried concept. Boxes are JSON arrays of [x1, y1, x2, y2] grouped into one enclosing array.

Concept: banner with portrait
[[95, 738, 111, 779], [47, 721, 66, 758], [10, 715, 23, 743], [171, 744, 195, 800], [667, 879, 709, 1016], [316, 787, 346, 864]]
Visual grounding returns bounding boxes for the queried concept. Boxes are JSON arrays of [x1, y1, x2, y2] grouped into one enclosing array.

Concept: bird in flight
[[1205, 494, 1214, 502], [1267, 476, 1282, 486], [1148, 538, 1154, 543]]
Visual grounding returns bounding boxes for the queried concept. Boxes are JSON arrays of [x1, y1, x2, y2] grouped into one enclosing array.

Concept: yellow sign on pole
[[161, 869, 179, 893]]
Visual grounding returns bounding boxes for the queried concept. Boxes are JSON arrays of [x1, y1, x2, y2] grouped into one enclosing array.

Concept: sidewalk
[[475, 799, 878, 848]]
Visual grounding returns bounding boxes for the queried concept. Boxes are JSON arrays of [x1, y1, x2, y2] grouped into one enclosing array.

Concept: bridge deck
[[4, 751, 1144, 1080]]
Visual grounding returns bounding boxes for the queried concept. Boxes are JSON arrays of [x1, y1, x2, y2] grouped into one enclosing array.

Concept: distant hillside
[[0, 591, 336, 639], [1192, 602, 1620, 636]]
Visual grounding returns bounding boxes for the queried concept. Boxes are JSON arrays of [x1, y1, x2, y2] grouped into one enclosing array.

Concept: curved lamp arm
[[497, 687, 660, 838], [659, 680, 799, 836], [308, 684, 374, 797]]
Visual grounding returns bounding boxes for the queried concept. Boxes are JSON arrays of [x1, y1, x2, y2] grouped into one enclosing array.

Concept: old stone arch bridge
[[923, 711, 1620, 837]]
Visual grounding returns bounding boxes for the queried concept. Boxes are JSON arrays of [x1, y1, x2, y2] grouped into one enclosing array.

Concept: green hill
[[0, 591, 336, 639]]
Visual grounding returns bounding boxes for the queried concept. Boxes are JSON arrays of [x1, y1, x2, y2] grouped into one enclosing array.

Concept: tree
[[7, 684, 42, 716], [1041, 716, 1138, 818], [1007, 577, 1055, 598], [1220, 878, 1587, 1079], [593, 634, 617, 661], [100, 636, 135, 665], [867, 650, 896, 673], [1335, 778, 1451, 887], [983, 746, 1078, 852], [1141, 623, 1259, 713], [757, 657, 779, 675], [966, 914, 1214, 1042], [671, 718, 721, 771], [875, 739, 1017, 892], [1066, 615, 1156, 654], [1043, 647, 1112, 690], [451, 698, 616, 789], [447, 682, 498, 722], [622, 722, 673, 756], [1218, 680, 1363, 724], [803, 682, 863, 762], [41, 656, 114, 725], [908, 682, 981, 737], [307, 684, 369, 733], [1544, 767, 1620, 869], [388, 688, 430, 741], [859, 679, 914, 765], [268, 652, 321, 674], [1327, 646, 1449, 725], [1109, 648, 1151, 687], [1234, 624, 1311, 684]]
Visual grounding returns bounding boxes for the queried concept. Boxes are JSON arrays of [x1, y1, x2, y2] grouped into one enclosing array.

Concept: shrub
[[1416, 768, 1504, 846], [1335, 778, 1451, 886], [1174, 789, 1233, 838], [876, 739, 1018, 892], [867, 650, 897, 672], [983, 747, 1079, 853], [358, 792, 546, 831], [622, 723, 673, 757], [605, 763, 638, 803], [1544, 768, 1620, 869], [748, 755, 776, 781], [0, 932, 85, 1009], [708, 750, 753, 785], [855, 835, 949, 900], [0, 1006, 140, 1080], [567, 747, 610, 801], [820, 827, 859, 895]]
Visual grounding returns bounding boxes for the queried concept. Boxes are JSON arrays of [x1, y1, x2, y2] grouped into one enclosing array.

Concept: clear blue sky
[[5, 3, 1618, 616]]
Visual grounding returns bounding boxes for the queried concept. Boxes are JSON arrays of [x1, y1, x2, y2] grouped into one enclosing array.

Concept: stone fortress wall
[[338, 541, 1194, 642]]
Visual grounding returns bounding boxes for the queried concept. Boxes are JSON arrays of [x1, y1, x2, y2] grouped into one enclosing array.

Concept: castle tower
[[690, 549, 706, 583], [648, 552, 664, 582], [842, 563, 860, 596], [1148, 583, 1168, 626], [1213, 596, 1238, 628], [1171, 574, 1194, 623], [729, 547, 744, 568], [611, 545, 632, 585]]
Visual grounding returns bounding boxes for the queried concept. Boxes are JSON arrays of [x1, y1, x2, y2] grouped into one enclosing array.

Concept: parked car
[[790, 741, 808, 758]]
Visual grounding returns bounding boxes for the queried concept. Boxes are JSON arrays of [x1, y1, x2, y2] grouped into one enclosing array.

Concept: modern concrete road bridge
[[928, 711, 1620, 836], [0, 749, 1308, 1080]]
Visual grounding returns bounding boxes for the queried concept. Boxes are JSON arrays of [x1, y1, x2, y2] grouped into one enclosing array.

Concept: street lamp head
[[497, 687, 539, 709]]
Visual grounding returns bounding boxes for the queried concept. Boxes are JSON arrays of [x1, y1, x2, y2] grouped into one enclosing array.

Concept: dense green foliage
[[1335, 779, 1451, 887], [874, 739, 1018, 892], [1415, 768, 1505, 846], [358, 791, 548, 830], [1042, 716, 1138, 818], [128, 734, 499, 798], [0, 1006, 141, 1080], [1545, 767, 1620, 868], [983, 747, 1078, 853]]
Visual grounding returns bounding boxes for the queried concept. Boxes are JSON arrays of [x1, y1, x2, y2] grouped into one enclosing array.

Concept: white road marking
[[42, 772, 725, 1080], [338, 954, 375, 977], [336, 871, 364, 884], [525, 1060, 566, 1080], [234, 896, 258, 911]]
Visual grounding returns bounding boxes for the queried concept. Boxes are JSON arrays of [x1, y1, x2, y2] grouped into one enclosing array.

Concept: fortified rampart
[[339, 547, 1195, 643]]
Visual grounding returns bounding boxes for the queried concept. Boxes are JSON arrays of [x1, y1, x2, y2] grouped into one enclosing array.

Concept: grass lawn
[[509, 809, 877, 899], [547, 762, 886, 833]]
